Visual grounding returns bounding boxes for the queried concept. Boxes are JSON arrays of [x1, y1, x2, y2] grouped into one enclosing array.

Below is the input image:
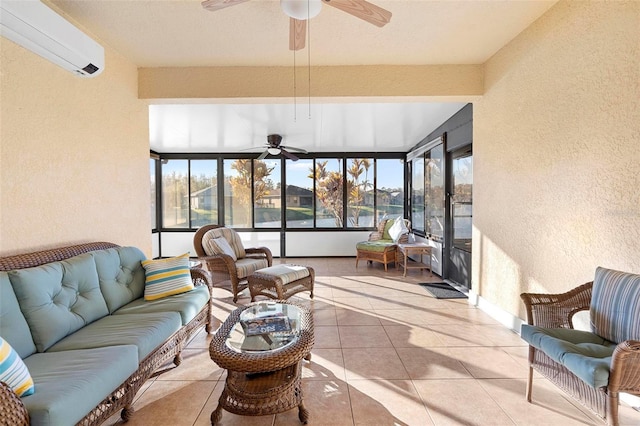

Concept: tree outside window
[[346, 158, 373, 228], [225, 159, 274, 228], [311, 159, 343, 228]]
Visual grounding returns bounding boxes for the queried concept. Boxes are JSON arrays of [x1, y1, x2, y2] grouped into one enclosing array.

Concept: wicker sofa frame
[[0, 242, 213, 425], [521, 282, 640, 426], [194, 224, 273, 302]]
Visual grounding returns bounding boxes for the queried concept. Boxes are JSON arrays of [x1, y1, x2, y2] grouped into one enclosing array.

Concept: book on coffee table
[[241, 316, 291, 336]]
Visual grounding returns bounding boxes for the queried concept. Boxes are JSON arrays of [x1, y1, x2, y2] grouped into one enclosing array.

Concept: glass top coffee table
[[209, 301, 314, 425]]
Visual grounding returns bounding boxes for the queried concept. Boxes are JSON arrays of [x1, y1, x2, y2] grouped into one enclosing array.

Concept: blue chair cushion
[[521, 325, 615, 388], [590, 267, 640, 344]]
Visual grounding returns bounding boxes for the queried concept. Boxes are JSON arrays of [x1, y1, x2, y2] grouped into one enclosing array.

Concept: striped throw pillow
[[141, 253, 194, 301], [0, 336, 34, 397], [590, 267, 640, 343]]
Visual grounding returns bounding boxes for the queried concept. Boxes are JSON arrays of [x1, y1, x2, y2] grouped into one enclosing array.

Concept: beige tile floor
[[106, 258, 640, 426]]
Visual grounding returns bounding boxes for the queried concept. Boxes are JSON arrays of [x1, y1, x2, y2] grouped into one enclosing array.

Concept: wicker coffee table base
[[211, 362, 309, 425]]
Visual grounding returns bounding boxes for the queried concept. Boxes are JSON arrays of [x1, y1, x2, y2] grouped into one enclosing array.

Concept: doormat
[[420, 282, 468, 299]]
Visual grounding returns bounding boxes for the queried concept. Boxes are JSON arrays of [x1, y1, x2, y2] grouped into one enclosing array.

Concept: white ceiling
[[51, 0, 558, 153], [149, 102, 467, 153]]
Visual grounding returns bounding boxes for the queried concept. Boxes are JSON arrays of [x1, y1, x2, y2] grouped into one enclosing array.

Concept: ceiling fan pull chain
[[308, 0, 311, 119], [293, 48, 296, 122]]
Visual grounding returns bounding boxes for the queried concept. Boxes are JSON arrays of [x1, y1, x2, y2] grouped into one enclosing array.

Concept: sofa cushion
[[521, 325, 615, 388], [22, 346, 138, 426], [236, 257, 269, 279], [0, 337, 34, 397], [590, 267, 640, 344], [356, 240, 396, 253], [47, 312, 182, 361], [114, 285, 209, 325], [8, 253, 109, 352], [93, 247, 146, 313], [202, 227, 246, 259], [141, 254, 194, 301], [0, 272, 36, 358]]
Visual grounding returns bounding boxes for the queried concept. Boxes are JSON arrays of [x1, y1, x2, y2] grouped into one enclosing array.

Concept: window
[[157, 154, 406, 231], [346, 158, 373, 228], [190, 160, 218, 227], [314, 159, 343, 228], [150, 158, 156, 230], [285, 159, 314, 228], [375, 159, 404, 222], [411, 156, 425, 234], [425, 144, 444, 238], [224, 159, 253, 228], [452, 153, 472, 251], [162, 160, 189, 228], [254, 159, 280, 228]]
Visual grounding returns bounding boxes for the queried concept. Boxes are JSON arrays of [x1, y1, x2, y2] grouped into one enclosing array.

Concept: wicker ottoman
[[248, 264, 314, 301]]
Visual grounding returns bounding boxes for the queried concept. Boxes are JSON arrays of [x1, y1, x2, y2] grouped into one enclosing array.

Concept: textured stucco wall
[[473, 0, 640, 318], [0, 36, 150, 256], [138, 65, 483, 99]]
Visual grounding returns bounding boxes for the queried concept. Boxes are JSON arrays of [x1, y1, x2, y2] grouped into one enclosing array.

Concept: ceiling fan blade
[[322, 0, 391, 27], [281, 149, 300, 161], [257, 150, 269, 160], [289, 18, 306, 51], [281, 145, 308, 154], [201, 0, 250, 12]]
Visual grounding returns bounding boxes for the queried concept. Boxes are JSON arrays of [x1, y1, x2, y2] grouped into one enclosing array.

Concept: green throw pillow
[[382, 218, 396, 240]]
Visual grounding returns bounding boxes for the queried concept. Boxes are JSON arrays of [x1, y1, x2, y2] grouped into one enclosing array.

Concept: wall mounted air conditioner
[[0, 0, 104, 77]]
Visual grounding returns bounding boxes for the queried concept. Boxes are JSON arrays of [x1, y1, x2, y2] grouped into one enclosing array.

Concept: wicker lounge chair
[[355, 217, 410, 271], [194, 224, 273, 302], [520, 267, 640, 426]]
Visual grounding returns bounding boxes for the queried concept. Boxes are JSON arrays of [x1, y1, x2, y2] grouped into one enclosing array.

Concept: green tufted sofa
[[355, 217, 410, 272], [520, 267, 640, 426], [0, 242, 213, 426]]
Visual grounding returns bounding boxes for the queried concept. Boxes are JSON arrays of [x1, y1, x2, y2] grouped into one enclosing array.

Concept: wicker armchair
[[520, 269, 640, 426], [194, 224, 273, 302], [355, 218, 410, 271]]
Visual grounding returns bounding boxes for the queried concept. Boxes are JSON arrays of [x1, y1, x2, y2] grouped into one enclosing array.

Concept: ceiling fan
[[257, 134, 308, 161], [201, 0, 392, 50]]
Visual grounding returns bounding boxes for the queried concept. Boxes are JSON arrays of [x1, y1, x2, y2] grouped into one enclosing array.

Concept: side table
[[209, 301, 315, 425], [396, 243, 433, 277]]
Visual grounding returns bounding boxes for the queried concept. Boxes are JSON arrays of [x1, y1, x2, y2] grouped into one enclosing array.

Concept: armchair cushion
[[236, 257, 269, 279], [206, 237, 237, 261], [356, 240, 396, 252], [590, 266, 640, 344], [520, 325, 615, 387], [202, 227, 246, 259]]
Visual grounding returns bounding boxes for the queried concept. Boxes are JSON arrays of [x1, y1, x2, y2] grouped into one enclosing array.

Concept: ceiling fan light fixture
[[267, 147, 282, 155], [280, 0, 322, 20]]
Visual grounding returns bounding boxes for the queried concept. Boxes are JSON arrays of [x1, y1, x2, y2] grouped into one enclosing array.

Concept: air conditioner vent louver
[[0, 1, 104, 78]]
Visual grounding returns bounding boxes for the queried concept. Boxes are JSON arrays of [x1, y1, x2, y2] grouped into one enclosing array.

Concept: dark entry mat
[[420, 282, 468, 299]]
